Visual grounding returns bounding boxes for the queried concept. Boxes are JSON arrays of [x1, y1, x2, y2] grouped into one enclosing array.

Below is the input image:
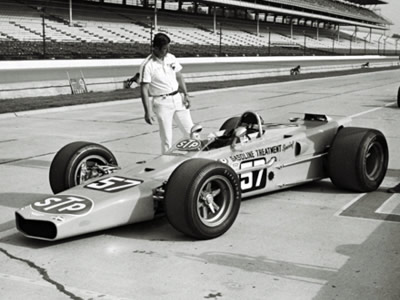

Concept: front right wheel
[[328, 127, 388, 192], [49, 141, 118, 194], [165, 159, 241, 239]]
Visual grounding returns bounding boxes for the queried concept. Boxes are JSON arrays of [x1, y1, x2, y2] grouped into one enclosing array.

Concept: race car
[[15, 111, 389, 241]]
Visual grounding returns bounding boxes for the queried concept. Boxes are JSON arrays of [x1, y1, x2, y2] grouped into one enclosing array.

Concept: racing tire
[[49, 141, 117, 194], [397, 86, 400, 108], [328, 127, 388, 192], [220, 117, 241, 135], [165, 159, 241, 239]]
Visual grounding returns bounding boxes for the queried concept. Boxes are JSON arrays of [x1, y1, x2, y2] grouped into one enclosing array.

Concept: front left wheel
[[165, 159, 241, 239], [49, 141, 118, 194]]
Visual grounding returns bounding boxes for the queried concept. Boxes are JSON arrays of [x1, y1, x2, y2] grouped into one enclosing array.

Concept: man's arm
[[176, 71, 191, 108], [140, 83, 154, 125]]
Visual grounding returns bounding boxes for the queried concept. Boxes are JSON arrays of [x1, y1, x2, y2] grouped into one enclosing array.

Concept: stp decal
[[32, 195, 93, 216], [175, 139, 201, 151], [85, 176, 142, 193]]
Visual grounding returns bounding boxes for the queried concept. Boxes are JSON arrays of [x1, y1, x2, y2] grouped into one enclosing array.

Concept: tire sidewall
[[165, 159, 241, 239], [356, 132, 388, 191], [328, 128, 388, 192], [185, 164, 241, 238]]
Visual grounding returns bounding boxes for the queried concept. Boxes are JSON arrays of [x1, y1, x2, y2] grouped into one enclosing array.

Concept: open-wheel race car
[[16, 111, 389, 241]]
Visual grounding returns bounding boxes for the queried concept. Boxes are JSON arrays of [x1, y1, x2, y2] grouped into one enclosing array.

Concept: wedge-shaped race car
[[16, 111, 389, 241]]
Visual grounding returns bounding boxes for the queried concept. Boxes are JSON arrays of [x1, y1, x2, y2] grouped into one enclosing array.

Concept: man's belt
[[155, 90, 179, 97]]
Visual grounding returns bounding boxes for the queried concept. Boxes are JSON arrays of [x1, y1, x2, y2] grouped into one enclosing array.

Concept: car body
[[15, 111, 389, 241]]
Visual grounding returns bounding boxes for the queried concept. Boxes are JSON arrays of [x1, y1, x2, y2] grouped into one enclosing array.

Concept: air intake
[[15, 213, 57, 240]]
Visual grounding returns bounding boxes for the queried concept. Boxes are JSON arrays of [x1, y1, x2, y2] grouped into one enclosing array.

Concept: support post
[[213, 8, 217, 34], [219, 22, 222, 56], [69, 0, 73, 25], [41, 8, 46, 59], [256, 12, 259, 37], [154, 0, 158, 32]]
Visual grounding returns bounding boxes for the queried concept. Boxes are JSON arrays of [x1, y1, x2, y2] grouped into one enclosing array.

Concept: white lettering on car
[[32, 195, 93, 216], [85, 176, 142, 193]]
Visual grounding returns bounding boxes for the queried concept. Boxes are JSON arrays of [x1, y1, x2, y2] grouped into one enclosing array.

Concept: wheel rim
[[73, 154, 109, 185], [364, 139, 385, 181], [197, 175, 234, 227]]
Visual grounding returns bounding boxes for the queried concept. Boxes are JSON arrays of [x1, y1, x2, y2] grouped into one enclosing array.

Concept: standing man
[[139, 33, 194, 154]]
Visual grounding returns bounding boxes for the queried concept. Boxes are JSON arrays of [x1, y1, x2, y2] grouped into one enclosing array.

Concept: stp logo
[[31, 195, 93, 216]]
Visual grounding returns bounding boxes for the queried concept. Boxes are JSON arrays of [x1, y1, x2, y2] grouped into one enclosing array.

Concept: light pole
[[364, 39, 367, 55], [218, 22, 222, 56], [256, 12, 259, 37], [267, 26, 271, 56], [377, 35, 383, 55], [383, 36, 388, 55], [349, 38, 352, 55], [69, 0, 73, 25], [154, 0, 158, 32], [147, 16, 153, 52]]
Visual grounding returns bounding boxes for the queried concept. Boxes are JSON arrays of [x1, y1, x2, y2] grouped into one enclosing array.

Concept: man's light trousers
[[153, 93, 194, 153]]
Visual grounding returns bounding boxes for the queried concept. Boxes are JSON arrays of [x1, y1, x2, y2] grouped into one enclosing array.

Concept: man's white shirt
[[140, 53, 182, 96]]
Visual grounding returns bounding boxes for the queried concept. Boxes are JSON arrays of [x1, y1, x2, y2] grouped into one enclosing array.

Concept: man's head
[[152, 33, 170, 59]]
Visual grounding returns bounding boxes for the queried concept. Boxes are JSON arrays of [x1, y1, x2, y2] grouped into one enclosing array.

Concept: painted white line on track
[[334, 193, 366, 217], [375, 195, 400, 216], [350, 101, 396, 119]]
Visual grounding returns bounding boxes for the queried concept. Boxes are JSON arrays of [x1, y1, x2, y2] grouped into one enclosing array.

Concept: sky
[[376, 0, 400, 36]]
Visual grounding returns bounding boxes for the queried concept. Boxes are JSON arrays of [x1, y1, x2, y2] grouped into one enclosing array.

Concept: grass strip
[[1, 65, 398, 114]]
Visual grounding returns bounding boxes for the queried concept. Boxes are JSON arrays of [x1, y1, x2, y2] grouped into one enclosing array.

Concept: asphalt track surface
[[0, 57, 397, 84], [1, 68, 400, 299]]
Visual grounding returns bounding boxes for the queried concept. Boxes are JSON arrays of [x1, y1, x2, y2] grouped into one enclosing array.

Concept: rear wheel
[[165, 159, 241, 239], [49, 142, 117, 194], [328, 127, 388, 192]]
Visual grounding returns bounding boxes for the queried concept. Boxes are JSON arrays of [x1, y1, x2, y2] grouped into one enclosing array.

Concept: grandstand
[[0, 0, 397, 59]]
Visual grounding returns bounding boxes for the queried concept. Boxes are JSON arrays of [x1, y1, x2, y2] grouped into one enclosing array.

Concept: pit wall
[[0, 56, 398, 99]]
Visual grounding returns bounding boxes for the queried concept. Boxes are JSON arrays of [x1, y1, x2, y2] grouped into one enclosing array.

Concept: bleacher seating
[[0, 0, 396, 59], [268, 0, 388, 24]]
